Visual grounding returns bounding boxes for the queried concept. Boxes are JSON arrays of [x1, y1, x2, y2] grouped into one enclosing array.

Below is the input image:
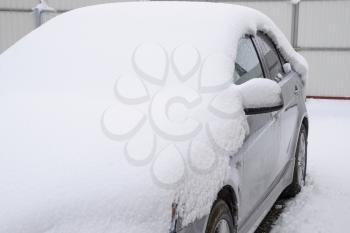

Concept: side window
[[234, 37, 264, 85], [256, 32, 284, 80]]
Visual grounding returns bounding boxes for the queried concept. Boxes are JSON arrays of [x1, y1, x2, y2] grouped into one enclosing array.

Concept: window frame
[[233, 35, 267, 85], [249, 35, 268, 79], [252, 32, 286, 82]]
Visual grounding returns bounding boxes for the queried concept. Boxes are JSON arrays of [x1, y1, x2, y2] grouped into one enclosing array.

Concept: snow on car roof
[[1, 1, 308, 82]]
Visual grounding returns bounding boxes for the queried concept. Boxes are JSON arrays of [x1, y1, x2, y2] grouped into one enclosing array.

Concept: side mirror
[[238, 78, 283, 115], [283, 63, 292, 74]]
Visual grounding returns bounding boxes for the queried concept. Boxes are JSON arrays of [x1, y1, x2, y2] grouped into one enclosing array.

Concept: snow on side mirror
[[283, 63, 292, 74], [238, 78, 283, 115]]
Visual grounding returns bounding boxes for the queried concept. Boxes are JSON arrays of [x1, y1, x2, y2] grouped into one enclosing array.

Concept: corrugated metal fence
[[1, 0, 350, 97]]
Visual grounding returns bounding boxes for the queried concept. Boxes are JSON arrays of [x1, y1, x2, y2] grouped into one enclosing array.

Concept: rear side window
[[234, 37, 264, 85], [256, 33, 284, 80]]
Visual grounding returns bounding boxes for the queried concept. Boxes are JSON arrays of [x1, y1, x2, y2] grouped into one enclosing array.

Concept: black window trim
[[252, 32, 286, 81], [234, 35, 267, 85], [248, 35, 268, 80], [250, 35, 269, 81]]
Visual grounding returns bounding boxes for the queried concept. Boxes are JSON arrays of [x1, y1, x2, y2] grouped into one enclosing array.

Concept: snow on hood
[[0, 2, 308, 233]]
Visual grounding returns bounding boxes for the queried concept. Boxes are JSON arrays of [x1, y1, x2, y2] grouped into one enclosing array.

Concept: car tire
[[282, 124, 307, 198], [205, 200, 236, 233]]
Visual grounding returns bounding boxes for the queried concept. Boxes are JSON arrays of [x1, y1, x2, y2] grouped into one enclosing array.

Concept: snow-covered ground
[[271, 99, 350, 233]]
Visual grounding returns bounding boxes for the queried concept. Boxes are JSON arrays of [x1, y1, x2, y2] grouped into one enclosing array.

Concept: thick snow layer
[[0, 2, 307, 233], [271, 99, 350, 233], [238, 79, 282, 108]]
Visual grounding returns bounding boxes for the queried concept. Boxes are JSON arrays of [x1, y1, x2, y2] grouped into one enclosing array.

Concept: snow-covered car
[[0, 2, 308, 233]]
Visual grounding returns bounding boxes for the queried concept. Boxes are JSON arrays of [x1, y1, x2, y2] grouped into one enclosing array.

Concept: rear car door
[[234, 37, 281, 224], [255, 32, 300, 174]]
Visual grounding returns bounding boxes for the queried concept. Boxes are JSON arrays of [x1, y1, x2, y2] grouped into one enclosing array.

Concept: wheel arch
[[217, 185, 238, 226], [302, 116, 309, 137]]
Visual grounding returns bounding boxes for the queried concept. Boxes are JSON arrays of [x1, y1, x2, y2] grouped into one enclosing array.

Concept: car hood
[[0, 88, 177, 233], [0, 90, 245, 233]]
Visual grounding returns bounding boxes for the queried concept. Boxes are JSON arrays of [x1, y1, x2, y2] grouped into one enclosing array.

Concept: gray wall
[[1, 0, 350, 97]]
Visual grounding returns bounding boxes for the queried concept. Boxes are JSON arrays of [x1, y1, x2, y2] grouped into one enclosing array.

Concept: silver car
[[179, 33, 308, 233], [0, 3, 308, 233]]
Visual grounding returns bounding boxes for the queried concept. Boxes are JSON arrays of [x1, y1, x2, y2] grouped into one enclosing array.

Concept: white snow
[[271, 99, 350, 233], [238, 78, 283, 108], [0, 2, 307, 233]]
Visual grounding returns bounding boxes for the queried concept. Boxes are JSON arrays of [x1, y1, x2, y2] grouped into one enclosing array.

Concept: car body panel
[[178, 39, 307, 233], [279, 72, 302, 169], [239, 112, 281, 223]]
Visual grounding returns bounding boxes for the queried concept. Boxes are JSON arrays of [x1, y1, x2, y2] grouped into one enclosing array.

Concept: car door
[[255, 32, 300, 173], [234, 36, 281, 224]]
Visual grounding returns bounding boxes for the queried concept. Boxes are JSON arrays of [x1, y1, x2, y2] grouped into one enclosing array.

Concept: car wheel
[[205, 200, 236, 233], [282, 124, 307, 198]]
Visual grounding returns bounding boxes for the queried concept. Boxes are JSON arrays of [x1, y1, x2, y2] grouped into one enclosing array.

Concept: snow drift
[[0, 2, 308, 233]]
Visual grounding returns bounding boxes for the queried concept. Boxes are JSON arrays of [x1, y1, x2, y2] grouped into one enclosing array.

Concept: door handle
[[294, 85, 300, 95], [274, 73, 283, 82]]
